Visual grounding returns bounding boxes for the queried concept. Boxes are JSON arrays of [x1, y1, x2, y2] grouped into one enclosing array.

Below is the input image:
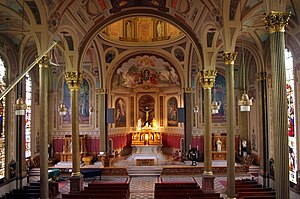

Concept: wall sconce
[[193, 106, 199, 113], [15, 97, 27, 116], [58, 102, 67, 115], [89, 106, 95, 114]]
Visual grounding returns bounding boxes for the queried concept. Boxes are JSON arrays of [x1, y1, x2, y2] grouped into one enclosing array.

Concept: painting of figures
[[167, 97, 178, 126], [115, 98, 126, 127], [113, 54, 180, 89], [63, 79, 90, 124]]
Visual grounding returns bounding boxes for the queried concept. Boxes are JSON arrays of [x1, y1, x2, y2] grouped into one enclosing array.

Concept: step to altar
[[127, 166, 163, 176]]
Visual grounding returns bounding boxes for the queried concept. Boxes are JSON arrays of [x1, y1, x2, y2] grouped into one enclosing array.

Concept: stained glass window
[[25, 74, 32, 158], [285, 49, 297, 184], [0, 56, 6, 179]]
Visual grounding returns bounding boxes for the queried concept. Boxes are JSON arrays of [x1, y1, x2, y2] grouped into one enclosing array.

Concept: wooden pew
[[237, 191, 275, 199], [62, 193, 127, 199]]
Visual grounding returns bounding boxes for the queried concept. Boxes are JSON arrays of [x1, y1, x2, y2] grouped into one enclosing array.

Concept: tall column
[[257, 72, 270, 187], [99, 88, 107, 152], [184, 87, 193, 154], [223, 52, 237, 199], [263, 12, 290, 199], [65, 71, 83, 193], [39, 56, 49, 199], [200, 69, 217, 193]]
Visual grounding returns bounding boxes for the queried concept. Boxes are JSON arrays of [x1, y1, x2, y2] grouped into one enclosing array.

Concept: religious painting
[[174, 48, 184, 61], [167, 97, 178, 126], [138, 95, 155, 126], [211, 74, 226, 123], [105, 50, 115, 63], [112, 54, 180, 89], [63, 78, 90, 124], [115, 98, 126, 127]]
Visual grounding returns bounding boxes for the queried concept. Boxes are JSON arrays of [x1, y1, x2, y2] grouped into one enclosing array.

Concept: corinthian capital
[[200, 69, 217, 89], [222, 52, 237, 65], [263, 11, 290, 33], [65, 71, 83, 91], [38, 56, 49, 68]]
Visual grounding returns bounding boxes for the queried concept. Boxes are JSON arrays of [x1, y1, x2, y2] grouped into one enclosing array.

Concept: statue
[[242, 140, 247, 157], [137, 118, 142, 130], [157, 21, 162, 37], [126, 21, 132, 38], [142, 106, 152, 122], [216, 138, 222, 152], [152, 118, 157, 128]]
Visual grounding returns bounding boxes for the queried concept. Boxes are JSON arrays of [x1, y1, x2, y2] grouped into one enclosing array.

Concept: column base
[[69, 175, 83, 193], [202, 174, 215, 193]]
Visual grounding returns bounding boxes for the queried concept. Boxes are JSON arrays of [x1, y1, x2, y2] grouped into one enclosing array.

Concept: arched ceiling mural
[[112, 54, 181, 90]]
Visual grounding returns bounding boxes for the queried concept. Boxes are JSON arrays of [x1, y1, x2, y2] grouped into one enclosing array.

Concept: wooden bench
[[62, 193, 127, 199], [81, 169, 102, 180], [87, 182, 129, 189], [237, 191, 275, 199]]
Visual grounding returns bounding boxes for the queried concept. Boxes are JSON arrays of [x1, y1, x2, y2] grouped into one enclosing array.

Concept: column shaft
[[39, 56, 49, 199], [258, 72, 270, 187], [263, 12, 290, 199], [184, 88, 192, 154], [203, 88, 212, 173], [65, 72, 83, 192], [224, 52, 237, 199], [99, 89, 107, 152]]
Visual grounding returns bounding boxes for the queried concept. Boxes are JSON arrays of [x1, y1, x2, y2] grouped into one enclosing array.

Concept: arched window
[[25, 73, 32, 158], [0, 56, 7, 179], [285, 48, 297, 184]]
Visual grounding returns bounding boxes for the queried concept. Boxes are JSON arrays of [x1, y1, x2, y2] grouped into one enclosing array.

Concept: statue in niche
[[137, 118, 142, 130], [157, 21, 162, 37], [126, 21, 132, 38], [152, 118, 157, 128], [216, 138, 222, 152]]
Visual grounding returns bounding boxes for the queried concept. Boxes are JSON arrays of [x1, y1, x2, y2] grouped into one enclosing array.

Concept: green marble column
[[263, 12, 290, 199], [39, 56, 49, 199], [65, 71, 83, 192], [200, 69, 217, 175], [257, 72, 270, 187], [223, 52, 237, 199], [184, 88, 192, 154], [99, 89, 107, 153]]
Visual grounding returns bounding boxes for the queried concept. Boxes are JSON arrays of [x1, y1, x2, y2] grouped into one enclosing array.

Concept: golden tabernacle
[[132, 128, 162, 146]]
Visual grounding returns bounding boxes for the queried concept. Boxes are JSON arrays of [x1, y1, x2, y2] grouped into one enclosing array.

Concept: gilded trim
[[65, 71, 83, 91], [262, 11, 290, 33], [222, 52, 237, 65], [257, 72, 267, 81], [200, 69, 217, 89], [183, 87, 192, 93]]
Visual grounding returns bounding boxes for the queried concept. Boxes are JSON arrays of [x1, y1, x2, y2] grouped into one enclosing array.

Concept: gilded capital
[[263, 11, 290, 33], [183, 87, 192, 93], [200, 69, 217, 89], [223, 52, 237, 65], [257, 72, 267, 81], [65, 71, 83, 91], [38, 56, 49, 68]]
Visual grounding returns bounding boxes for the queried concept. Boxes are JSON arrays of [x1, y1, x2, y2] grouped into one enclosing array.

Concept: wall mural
[[63, 79, 90, 124], [167, 97, 178, 126], [113, 55, 180, 89], [211, 74, 226, 123], [115, 98, 126, 127]]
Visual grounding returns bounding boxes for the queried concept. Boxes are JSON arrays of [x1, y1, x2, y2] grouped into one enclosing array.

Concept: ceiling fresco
[[113, 55, 181, 89]]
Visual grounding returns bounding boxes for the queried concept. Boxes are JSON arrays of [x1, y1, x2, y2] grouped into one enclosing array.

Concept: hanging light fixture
[[238, 6, 252, 112], [58, 101, 67, 115], [15, 96, 27, 115], [238, 42, 253, 111]]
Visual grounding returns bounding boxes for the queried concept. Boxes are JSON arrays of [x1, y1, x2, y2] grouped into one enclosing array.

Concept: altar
[[131, 128, 162, 146]]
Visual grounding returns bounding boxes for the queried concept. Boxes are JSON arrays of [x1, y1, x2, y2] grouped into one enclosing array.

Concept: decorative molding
[[257, 72, 267, 81], [51, 131, 99, 136], [222, 52, 237, 65], [183, 87, 192, 93], [200, 69, 217, 89], [262, 11, 290, 33]]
